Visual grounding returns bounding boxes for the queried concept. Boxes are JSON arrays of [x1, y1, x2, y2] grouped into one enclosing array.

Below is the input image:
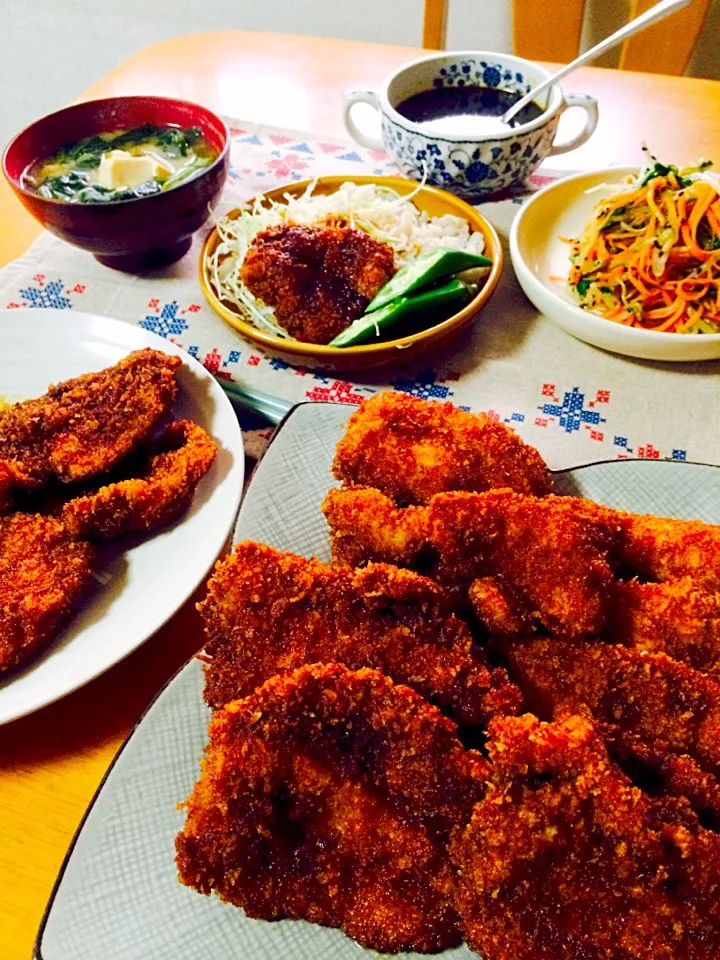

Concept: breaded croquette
[[62, 420, 216, 542], [198, 541, 523, 726], [332, 391, 551, 505], [176, 663, 488, 953], [451, 713, 720, 960]]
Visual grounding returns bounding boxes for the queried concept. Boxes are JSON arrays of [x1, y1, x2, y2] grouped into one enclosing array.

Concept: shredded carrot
[[565, 159, 720, 334]]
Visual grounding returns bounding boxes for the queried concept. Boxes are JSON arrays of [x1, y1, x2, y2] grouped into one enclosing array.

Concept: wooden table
[[2, 31, 720, 960]]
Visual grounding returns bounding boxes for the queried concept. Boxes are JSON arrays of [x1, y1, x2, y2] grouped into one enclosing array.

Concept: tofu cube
[[96, 150, 167, 189]]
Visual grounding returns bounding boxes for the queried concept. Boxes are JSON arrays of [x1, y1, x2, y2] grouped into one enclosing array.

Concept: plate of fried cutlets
[[0, 308, 244, 724], [35, 390, 720, 960]]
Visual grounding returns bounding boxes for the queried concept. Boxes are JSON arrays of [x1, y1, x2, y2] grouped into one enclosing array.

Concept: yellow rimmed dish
[[199, 174, 503, 372]]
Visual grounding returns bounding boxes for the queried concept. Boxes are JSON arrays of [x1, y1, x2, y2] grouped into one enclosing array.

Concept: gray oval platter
[[35, 401, 720, 960]]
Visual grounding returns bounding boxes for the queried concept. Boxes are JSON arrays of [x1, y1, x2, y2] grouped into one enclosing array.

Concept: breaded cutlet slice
[[63, 420, 216, 542], [559, 498, 720, 595], [610, 578, 720, 680], [332, 391, 551, 505], [452, 713, 720, 960], [0, 347, 181, 489], [198, 541, 523, 727], [322, 485, 430, 569], [611, 508, 720, 594], [323, 487, 615, 638], [500, 636, 720, 824], [0, 513, 94, 673], [176, 663, 488, 953]]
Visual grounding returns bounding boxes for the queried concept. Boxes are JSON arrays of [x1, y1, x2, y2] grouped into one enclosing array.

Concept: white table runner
[[1, 118, 718, 469]]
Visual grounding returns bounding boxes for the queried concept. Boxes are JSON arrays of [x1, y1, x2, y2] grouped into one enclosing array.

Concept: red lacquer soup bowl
[[2, 96, 229, 271]]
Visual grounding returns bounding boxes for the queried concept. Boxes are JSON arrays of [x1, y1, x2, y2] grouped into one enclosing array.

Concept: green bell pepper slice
[[366, 248, 491, 312], [330, 278, 471, 348]]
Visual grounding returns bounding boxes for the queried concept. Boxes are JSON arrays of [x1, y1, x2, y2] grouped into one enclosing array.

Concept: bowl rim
[[199, 173, 504, 360], [2, 95, 230, 209], [376, 50, 565, 143], [510, 165, 720, 344]]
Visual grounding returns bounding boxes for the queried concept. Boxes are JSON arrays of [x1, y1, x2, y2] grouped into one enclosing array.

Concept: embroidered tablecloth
[[1, 119, 718, 469]]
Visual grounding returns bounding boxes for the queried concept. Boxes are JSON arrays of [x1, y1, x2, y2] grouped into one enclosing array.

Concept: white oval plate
[[0, 308, 244, 724], [510, 166, 720, 362], [34, 402, 720, 960]]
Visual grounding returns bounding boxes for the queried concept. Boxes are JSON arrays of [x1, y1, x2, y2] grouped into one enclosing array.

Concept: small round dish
[[510, 167, 720, 362], [3, 96, 229, 271], [199, 174, 503, 372]]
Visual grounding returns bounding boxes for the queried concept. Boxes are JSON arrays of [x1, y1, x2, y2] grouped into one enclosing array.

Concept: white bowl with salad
[[510, 157, 720, 361], [200, 175, 502, 371]]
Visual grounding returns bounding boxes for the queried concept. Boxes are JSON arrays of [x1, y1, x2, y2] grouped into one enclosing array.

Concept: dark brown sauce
[[395, 86, 544, 137]]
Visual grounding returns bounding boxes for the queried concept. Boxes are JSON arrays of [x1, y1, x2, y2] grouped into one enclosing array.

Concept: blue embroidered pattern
[[392, 371, 453, 401], [538, 387, 605, 434], [139, 301, 189, 338], [18, 279, 72, 310]]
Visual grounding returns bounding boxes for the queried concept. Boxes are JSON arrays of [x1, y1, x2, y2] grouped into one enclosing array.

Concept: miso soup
[[23, 124, 218, 203]]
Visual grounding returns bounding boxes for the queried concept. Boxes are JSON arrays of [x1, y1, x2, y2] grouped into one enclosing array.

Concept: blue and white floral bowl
[[344, 51, 598, 199]]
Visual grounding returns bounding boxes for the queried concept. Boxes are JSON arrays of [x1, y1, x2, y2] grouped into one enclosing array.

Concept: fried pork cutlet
[[451, 713, 720, 960], [240, 222, 396, 344], [332, 391, 551, 505], [176, 663, 487, 953], [0, 461, 23, 514], [0, 348, 181, 497], [322, 485, 429, 569], [62, 420, 216, 542], [198, 541, 522, 727], [611, 508, 720, 593], [0, 513, 94, 673], [501, 637, 720, 824], [611, 578, 720, 679], [323, 487, 615, 638]]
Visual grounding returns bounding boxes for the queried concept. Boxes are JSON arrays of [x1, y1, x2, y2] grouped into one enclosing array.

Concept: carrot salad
[[565, 157, 720, 334]]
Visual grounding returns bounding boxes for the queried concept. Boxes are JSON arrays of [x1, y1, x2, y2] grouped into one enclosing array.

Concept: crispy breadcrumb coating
[[0, 460, 26, 514], [198, 541, 523, 726], [176, 663, 487, 953], [611, 578, 720, 679], [564, 500, 720, 593], [240, 222, 396, 344], [501, 637, 720, 824], [0, 348, 180, 491], [612, 509, 720, 592], [322, 485, 429, 568], [429, 491, 614, 637], [332, 392, 551, 505], [62, 420, 216, 542], [451, 713, 720, 960], [323, 488, 615, 637], [0, 513, 94, 673]]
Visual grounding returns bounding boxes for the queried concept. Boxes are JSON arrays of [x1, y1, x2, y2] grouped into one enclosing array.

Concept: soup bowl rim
[[377, 50, 564, 142], [2, 94, 230, 208]]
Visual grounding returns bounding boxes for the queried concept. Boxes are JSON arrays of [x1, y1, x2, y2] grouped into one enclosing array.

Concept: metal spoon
[[502, 0, 694, 126]]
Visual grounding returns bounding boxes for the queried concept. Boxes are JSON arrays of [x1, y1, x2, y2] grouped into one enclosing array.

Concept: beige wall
[[1, 0, 718, 153]]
